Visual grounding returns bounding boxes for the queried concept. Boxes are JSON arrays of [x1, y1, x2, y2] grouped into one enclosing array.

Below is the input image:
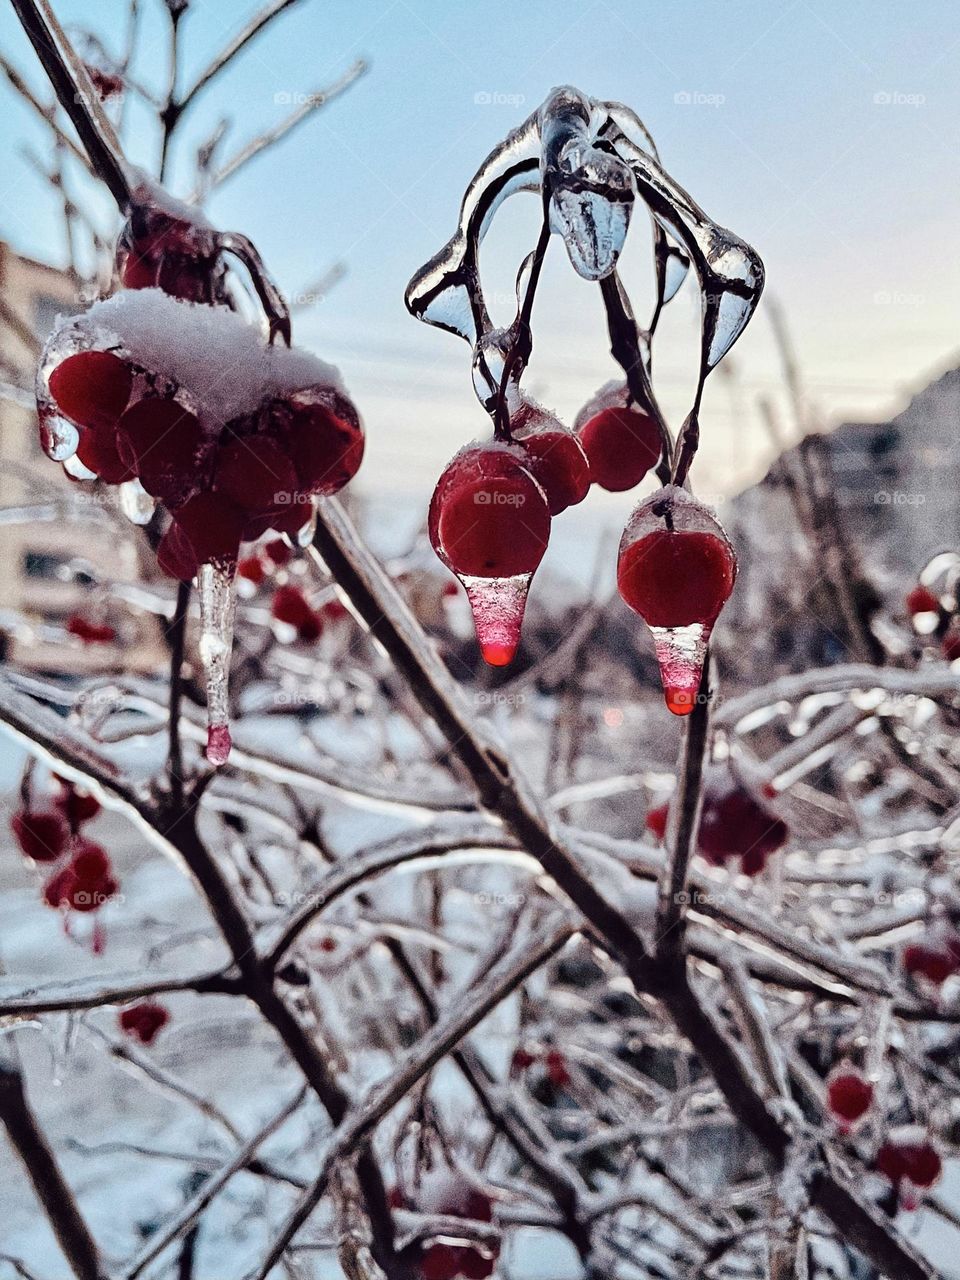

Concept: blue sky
[[0, 0, 958, 523]]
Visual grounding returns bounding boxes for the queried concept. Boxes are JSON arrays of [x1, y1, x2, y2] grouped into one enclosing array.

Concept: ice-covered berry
[[171, 491, 246, 568], [116, 202, 220, 303], [512, 406, 590, 515], [11, 810, 68, 863], [875, 1130, 942, 1208], [578, 405, 660, 492], [54, 779, 101, 830], [827, 1064, 873, 1130], [618, 527, 736, 629], [215, 435, 298, 513], [902, 940, 959, 987], [117, 398, 204, 504], [119, 1000, 170, 1046], [47, 351, 132, 432], [271, 387, 365, 497]]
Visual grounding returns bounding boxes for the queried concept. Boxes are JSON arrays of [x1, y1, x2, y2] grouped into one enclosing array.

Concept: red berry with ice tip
[[430, 443, 550, 666], [11, 810, 68, 863], [117, 398, 205, 505], [270, 386, 365, 497], [47, 350, 133, 432], [119, 1001, 170, 1046], [511, 404, 590, 515], [577, 403, 661, 492], [618, 488, 737, 715], [906, 585, 939, 616], [827, 1064, 873, 1131], [875, 1130, 942, 1208]]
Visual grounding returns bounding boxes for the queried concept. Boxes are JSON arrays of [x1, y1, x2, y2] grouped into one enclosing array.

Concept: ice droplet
[[39, 407, 79, 462], [118, 478, 156, 525], [198, 561, 236, 766], [460, 572, 532, 667], [650, 623, 707, 717]]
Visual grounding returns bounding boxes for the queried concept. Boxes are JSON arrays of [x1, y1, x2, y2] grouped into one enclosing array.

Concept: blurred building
[[0, 242, 163, 675]]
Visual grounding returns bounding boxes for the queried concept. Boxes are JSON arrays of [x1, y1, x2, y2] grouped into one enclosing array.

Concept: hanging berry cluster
[[407, 86, 764, 710], [35, 184, 364, 763], [10, 775, 117, 952]]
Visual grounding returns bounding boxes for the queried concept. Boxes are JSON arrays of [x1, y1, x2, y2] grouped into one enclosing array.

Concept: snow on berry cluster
[[407, 88, 762, 711], [36, 284, 364, 763]]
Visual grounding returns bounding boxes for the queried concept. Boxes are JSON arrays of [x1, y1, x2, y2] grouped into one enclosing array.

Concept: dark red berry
[[876, 1133, 942, 1205], [119, 1001, 170, 1046], [272, 387, 365, 496], [263, 538, 292, 567], [272, 584, 315, 630], [429, 445, 551, 580], [827, 1066, 873, 1127], [54, 779, 101, 829], [237, 556, 266, 586], [116, 203, 220, 303], [578, 406, 660, 492], [697, 779, 788, 872], [511, 1047, 536, 1072], [906, 585, 939, 616], [48, 351, 132, 432], [902, 942, 958, 986], [943, 631, 960, 662], [66, 615, 117, 645], [645, 802, 669, 842], [11, 810, 68, 863], [157, 520, 199, 582], [618, 529, 737, 630], [75, 420, 137, 484], [44, 841, 117, 913], [172, 491, 245, 567], [117, 398, 204, 503], [420, 1244, 461, 1280], [545, 1049, 570, 1089], [215, 436, 298, 513]]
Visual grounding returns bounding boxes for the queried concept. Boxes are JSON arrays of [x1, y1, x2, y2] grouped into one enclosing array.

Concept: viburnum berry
[[902, 938, 960, 987], [942, 630, 960, 662], [906, 584, 939, 616], [511, 405, 590, 515], [545, 1049, 571, 1089], [510, 1047, 536, 1073], [271, 584, 322, 641], [43, 840, 118, 913], [263, 537, 293, 567], [162, 491, 246, 580], [618, 487, 736, 714], [826, 1063, 873, 1131], [574, 382, 661, 492], [215, 434, 298, 513], [415, 1173, 498, 1280], [11, 809, 68, 863], [875, 1129, 942, 1209], [645, 801, 669, 842], [116, 398, 205, 505], [237, 555, 267, 586], [54, 778, 101, 830], [84, 63, 124, 99], [116, 200, 221, 303], [645, 771, 788, 874], [47, 350, 133, 432], [118, 1001, 170, 1046], [75, 420, 137, 484], [429, 443, 551, 666], [66, 615, 117, 645], [269, 386, 365, 496]]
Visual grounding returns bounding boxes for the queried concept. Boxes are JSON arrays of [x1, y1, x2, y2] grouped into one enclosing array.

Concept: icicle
[[118, 478, 156, 525], [460, 573, 533, 667], [650, 623, 708, 716], [197, 561, 236, 765]]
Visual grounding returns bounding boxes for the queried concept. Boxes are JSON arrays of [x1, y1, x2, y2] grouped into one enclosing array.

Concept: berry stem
[[493, 214, 551, 439]]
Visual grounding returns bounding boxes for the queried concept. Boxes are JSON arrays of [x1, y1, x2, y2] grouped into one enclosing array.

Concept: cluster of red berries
[[646, 770, 788, 875], [118, 1000, 170, 1046], [510, 1046, 571, 1089], [11, 779, 117, 926], [430, 391, 736, 711], [393, 1174, 498, 1280], [116, 200, 221, 305], [42, 345, 363, 583]]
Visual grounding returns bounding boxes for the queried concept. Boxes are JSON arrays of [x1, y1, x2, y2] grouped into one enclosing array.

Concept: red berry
[[943, 631, 960, 662], [902, 942, 958, 986], [43, 865, 76, 909], [545, 1049, 570, 1089], [11, 810, 68, 863], [697, 779, 788, 872], [54, 779, 101, 829], [318, 936, 338, 953], [578, 406, 660, 492], [876, 1132, 942, 1203], [827, 1066, 873, 1127], [645, 802, 669, 842], [429, 445, 550, 580], [172, 491, 245, 567], [71, 840, 111, 883], [512, 409, 590, 515], [76, 421, 137, 484], [420, 1244, 461, 1280], [906, 585, 939, 616], [272, 387, 365, 496], [116, 203, 220, 303], [511, 1047, 536, 1072], [157, 519, 199, 582], [48, 351, 132, 431], [263, 538, 293, 567], [119, 1000, 170, 1046], [272, 584, 315, 630], [237, 556, 266, 586], [215, 435, 298, 513], [618, 528, 737, 629], [43, 841, 117, 913], [66, 615, 117, 645], [117, 398, 204, 503]]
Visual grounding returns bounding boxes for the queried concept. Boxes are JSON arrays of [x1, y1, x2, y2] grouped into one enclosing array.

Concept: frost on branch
[[405, 86, 763, 700], [35, 288, 364, 761]]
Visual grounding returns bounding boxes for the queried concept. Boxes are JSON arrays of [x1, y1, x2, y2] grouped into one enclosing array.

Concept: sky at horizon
[[0, 0, 957, 526]]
